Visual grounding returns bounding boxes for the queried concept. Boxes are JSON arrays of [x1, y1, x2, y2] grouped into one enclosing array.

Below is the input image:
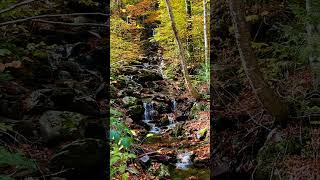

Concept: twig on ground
[[0, 13, 110, 27], [0, 0, 36, 15]]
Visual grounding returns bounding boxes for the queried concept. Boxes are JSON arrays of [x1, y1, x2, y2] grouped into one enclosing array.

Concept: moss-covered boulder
[[122, 96, 138, 108], [39, 111, 87, 142]]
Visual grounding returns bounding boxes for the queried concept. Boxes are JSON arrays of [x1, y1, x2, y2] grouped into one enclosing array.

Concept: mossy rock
[[39, 111, 87, 142], [122, 96, 138, 107]]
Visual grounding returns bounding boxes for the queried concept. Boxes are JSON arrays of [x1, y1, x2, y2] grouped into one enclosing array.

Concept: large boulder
[[39, 111, 87, 142], [127, 105, 144, 122], [72, 96, 101, 116], [137, 69, 163, 83]]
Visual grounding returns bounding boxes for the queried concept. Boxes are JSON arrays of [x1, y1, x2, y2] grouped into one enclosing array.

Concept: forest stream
[[110, 24, 210, 178]]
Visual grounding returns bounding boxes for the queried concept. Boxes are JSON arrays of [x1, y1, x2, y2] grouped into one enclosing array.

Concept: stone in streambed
[[39, 111, 86, 142], [122, 96, 138, 108], [127, 105, 144, 122], [24, 89, 54, 112]]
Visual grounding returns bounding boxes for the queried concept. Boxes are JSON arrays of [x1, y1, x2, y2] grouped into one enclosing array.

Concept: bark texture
[[228, 0, 288, 125], [164, 0, 200, 99]]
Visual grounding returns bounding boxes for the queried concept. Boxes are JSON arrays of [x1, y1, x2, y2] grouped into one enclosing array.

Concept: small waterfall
[[166, 113, 176, 129], [171, 99, 177, 111], [143, 102, 153, 121], [176, 151, 193, 169], [143, 102, 160, 133]]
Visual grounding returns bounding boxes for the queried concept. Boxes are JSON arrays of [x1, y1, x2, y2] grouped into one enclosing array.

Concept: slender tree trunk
[[203, 0, 209, 84], [228, 0, 288, 126], [185, 0, 194, 62], [164, 0, 200, 99], [306, 0, 320, 90]]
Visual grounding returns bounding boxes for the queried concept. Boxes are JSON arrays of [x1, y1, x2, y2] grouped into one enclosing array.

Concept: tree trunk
[[164, 0, 200, 99], [306, 0, 320, 90], [185, 0, 194, 62], [203, 0, 209, 85], [228, 0, 288, 126]]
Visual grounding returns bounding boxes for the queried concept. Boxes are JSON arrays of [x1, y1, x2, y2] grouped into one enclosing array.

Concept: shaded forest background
[[0, 0, 108, 179], [212, 0, 320, 179]]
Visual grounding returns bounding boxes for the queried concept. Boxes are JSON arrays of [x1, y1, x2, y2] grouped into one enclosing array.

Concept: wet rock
[[72, 96, 101, 116], [176, 115, 188, 122], [24, 89, 54, 112], [58, 71, 72, 80], [50, 138, 106, 179], [139, 155, 151, 167], [128, 105, 144, 122], [137, 69, 163, 83], [122, 96, 138, 108], [159, 114, 169, 126], [39, 111, 86, 142], [153, 101, 171, 114]]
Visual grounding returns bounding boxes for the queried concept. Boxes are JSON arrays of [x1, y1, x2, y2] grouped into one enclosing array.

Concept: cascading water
[[143, 102, 160, 133], [176, 151, 193, 169], [171, 99, 177, 111]]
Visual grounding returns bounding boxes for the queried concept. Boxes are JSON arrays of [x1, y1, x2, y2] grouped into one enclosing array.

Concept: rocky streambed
[[111, 40, 210, 179]]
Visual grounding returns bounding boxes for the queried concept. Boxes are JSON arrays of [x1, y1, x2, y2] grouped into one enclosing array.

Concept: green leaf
[[118, 164, 126, 173], [0, 49, 11, 56], [0, 123, 13, 132], [122, 172, 129, 180], [110, 130, 121, 141], [146, 133, 154, 138], [120, 137, 132, 148], [110, 156, 121, 165]]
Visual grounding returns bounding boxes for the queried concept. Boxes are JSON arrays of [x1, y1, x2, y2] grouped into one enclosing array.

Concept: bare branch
[[0, 0, 36, 15], [0, 13, 109, 27], [33, 19, 108, 27]]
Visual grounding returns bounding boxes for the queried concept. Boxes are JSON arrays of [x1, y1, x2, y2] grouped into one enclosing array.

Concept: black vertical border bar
[[106, 0, 111, 179], [210, 0, 214, 178]]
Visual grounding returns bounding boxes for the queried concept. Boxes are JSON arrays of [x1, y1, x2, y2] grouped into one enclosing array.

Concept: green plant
[[110, 108, 137, 179], [0, 146, 36, 179], [0, 72, 13, 83]]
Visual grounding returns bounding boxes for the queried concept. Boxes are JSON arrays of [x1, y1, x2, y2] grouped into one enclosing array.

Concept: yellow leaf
[[130, 130, 137, 136], [121, 9, 127, 13]]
